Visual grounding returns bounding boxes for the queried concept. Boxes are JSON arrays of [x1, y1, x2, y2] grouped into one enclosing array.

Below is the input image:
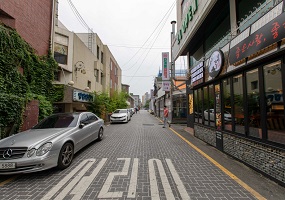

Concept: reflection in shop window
[[209, 85, 215, 127], [233, 74, 245, 134], [246, 69, 261, 138], [263, 61, 285, 145], [194, 90, 198, 123], [198, 88, 203, 124], [223, 78, 232, 131], [203, 86, 209, 126]]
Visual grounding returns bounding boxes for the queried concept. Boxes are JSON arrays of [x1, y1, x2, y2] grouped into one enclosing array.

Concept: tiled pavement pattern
[[0, 110, 258, 199]]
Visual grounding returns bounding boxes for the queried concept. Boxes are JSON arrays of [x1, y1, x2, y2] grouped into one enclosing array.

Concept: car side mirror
[[79, 123, 84, 129]]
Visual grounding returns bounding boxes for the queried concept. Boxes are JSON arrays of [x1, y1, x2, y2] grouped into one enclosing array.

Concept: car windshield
[[114, 109, 127, 113], [32, 114, 79, 129]]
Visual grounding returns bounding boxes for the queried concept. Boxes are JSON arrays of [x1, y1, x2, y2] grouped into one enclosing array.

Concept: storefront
[[53, 85, 94, 113], [189, 9, 285, 185]]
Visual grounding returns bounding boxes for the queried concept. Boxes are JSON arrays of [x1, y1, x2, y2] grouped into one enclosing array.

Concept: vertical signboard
[[162, 81, 171, 91], [215, 84, 223, 151], [162, 52, 169, 80]]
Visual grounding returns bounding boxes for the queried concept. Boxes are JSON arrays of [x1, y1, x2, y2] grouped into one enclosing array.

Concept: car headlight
[[36, 142, 52, 156], [27, 148, 36, 158]]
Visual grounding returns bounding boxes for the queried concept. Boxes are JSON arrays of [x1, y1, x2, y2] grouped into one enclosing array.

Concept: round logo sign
[[208, 50, 224, 78]]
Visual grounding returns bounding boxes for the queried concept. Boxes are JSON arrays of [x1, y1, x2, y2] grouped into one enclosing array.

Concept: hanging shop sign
[[190, 61, 204, 86], [162, 81, 171, 92], [208, 50, 224, 79], [73, 89, 94, 102], [162, 52, 170, 80], [229, 11, 285, 65]]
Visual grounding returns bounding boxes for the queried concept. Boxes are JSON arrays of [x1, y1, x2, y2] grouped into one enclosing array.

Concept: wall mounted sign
[[229, 11, 285, 65], [190, 61, 204, 86], [162, 81, 171, 92], [177, 0, 198, 45], [162, 52, 170, 80], [208, 50, 224, 79], [73, 89, 94, 102]]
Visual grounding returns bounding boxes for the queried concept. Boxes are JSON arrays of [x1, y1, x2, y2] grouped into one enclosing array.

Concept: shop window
[[246, 69, 261, 138], [197, 88, 203, 124], [194, 90, 198, 123], [209, 85, 215, 127], [263, 61, 285, 145], [223, 78, 232, 131], [233, 74, 245, 134], [203, 86, 209, 126]]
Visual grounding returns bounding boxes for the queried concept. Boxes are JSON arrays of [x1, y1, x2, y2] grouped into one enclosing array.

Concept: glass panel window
[[203, 86, 209, 125], [223, 78, 232, 131], [197, 88, 203, 124], [263, 61, 285, 145], [233, 74, 245, 134], [194, 90, 198, 123], [209, 85, 215, 127], [246, 69, 261, 138], [54, 43, 68, 64]]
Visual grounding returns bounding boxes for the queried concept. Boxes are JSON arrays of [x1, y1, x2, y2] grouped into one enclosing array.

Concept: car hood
[[111, 113, 127, 117], [0, 128, 73, 148]]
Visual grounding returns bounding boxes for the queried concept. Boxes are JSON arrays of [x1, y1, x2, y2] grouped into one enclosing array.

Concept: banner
[[162, 81, 171, 91]]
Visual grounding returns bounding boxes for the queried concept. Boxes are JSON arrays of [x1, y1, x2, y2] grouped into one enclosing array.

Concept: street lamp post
[[170, 21, 176, 124]]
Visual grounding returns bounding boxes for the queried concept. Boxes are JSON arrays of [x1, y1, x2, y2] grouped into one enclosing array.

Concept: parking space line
[[169, 127, 266, 200]]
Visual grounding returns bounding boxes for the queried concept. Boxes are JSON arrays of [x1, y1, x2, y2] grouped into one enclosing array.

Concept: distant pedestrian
[[163, 106, 171, 128]]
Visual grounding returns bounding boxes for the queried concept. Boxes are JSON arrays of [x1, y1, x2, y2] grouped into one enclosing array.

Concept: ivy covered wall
[[0, 24, 60, 138]]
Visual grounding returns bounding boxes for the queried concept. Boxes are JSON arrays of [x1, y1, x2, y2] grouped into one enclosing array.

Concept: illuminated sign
[[190, 62, 204, 86], [162, 81, 171, 91], [208, 50, 224, 78], [162, 52, 169, 80], [73, 89, 94, 102], [229, 12, 285, 65]]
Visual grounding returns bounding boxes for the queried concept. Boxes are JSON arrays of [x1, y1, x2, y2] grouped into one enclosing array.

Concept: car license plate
[[0, 163, 16, 169]]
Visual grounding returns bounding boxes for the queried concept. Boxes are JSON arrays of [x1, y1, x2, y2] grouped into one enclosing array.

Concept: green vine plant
[[0, 23, 58, 138]]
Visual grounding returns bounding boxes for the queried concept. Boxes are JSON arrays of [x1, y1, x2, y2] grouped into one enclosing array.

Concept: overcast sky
[[58, 0, 186, 98]]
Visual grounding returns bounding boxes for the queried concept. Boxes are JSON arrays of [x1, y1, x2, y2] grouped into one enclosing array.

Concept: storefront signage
[[162, 52, 170, 80], [177, 0, 198, 45], [73, 89, 94, 102], [191, 61, 204, 86], [162, 81, 171, 92], [208, 50, 224, 79], [229, 11, 285, 65]]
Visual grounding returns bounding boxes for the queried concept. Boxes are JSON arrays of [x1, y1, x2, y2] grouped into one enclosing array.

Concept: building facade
[[173, 0, 285, 185], [0, 0, 55, 55]]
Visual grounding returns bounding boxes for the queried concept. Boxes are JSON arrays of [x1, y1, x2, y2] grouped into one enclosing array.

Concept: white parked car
[[110, 109, 131, 123], [204, 109, 232, 122]]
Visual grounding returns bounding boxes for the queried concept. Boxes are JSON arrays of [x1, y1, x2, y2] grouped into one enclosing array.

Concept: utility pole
[[170, 21, 176, 123]]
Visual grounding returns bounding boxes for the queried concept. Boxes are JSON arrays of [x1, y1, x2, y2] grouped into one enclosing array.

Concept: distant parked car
[[204, 109, 232, 122], [110, 109, 131, 123], [0, 112, 104, 175]]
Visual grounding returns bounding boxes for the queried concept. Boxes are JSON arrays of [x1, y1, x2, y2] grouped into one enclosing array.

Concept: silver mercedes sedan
[[0, 112, 104, 174]]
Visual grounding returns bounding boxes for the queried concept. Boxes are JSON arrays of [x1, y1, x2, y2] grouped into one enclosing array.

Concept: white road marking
[[98, 158, 131, 198], [127, 158, 139, 198], [70, 158, 108, 200], [166, 159, 190, 200], [41, 159, 96, 200], [148, 159, 175, 200]]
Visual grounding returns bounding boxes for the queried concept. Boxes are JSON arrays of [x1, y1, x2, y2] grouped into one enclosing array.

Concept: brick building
[[0, 0, 55, 55]]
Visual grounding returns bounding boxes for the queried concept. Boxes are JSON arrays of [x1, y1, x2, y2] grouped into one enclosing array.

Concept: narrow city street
[[0, 110, 284, 200]]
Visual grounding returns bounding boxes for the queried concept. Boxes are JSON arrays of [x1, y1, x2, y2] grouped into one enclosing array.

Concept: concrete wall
[[0, 0, 53, 55]]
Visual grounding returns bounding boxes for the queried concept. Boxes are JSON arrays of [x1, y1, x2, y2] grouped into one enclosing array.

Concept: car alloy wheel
[[97, 128, 103, 141], [57, 143, 74, 169]]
